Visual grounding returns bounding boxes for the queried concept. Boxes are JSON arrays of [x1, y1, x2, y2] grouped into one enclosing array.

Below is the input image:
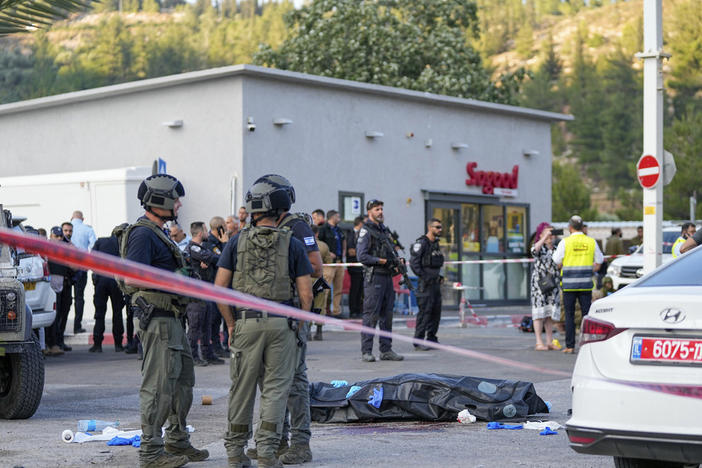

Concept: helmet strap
[[145, 206, 177, 224]]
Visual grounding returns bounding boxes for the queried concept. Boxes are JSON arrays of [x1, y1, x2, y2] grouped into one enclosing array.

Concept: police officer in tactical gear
[[120, 174, 208, 468], [409, 218, 445, 350], [184, 221, 224, 366], [215, 179, 313, 468], [243, 174, 321, 465], [356, 199, 404, 362]]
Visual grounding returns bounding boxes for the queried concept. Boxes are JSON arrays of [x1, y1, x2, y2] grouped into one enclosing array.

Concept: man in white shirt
[[71, 210, 97, 334]]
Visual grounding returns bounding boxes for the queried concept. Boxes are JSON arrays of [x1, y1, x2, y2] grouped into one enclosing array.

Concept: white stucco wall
[[0, 65, 562, 243]]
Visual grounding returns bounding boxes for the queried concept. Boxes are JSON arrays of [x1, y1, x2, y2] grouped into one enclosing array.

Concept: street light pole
[[637, 0, 668, 273]]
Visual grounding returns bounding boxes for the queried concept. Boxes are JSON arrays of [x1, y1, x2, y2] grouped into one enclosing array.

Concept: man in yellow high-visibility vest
[[552, 215, 603, 354], [672, 222, 696, 258]]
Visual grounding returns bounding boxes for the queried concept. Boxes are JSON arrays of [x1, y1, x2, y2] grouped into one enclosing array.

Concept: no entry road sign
[[637, 154, 660, 189]]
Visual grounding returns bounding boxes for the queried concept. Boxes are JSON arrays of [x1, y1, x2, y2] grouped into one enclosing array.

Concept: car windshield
[[635, 246, 702, 287]]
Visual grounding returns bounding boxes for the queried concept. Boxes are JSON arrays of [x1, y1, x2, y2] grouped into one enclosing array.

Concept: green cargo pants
[[282, 321, 311, 445], [224, 315, 296, 460], [137, 316, 195, 463]]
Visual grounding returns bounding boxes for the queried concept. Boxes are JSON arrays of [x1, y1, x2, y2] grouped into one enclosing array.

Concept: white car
[[567, 246, 702, 468], [607, 229, 679, 289], [12, 218, 56, 330]]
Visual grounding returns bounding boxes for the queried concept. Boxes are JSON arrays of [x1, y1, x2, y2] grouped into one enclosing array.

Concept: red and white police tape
[[0, 227, 570, 378], [322, 255, 623, 268]]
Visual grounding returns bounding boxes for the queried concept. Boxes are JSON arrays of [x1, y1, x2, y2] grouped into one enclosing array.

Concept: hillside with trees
[[1, 0, 700, 221]]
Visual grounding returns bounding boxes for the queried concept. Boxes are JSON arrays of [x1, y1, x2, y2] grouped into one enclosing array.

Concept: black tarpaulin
[[309, 373, 549, 423]]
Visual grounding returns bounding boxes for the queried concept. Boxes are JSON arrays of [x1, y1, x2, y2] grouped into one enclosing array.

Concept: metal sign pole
[[637, 0, 667, 273]]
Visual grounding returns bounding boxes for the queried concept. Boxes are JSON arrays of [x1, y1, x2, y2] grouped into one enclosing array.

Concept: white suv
[[606, 228, 680, 290], [12, 219, 56, 330]]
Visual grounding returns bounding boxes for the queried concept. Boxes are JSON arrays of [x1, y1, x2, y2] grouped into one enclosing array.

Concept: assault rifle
[[380, 232, 414, 293]]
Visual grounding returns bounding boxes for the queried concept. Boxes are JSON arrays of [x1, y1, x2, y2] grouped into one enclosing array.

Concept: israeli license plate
[[24, 282, 36, 291], [631, 336, 702, 365]]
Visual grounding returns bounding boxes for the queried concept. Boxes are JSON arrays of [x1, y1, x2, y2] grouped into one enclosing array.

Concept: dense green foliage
[[254, 0, 524, 104], [0, 0, 700, 221]]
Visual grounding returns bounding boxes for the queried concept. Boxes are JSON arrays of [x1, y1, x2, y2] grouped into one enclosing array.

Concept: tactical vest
[[278, 213, 305, 231], [232, 226, 293, 302], [115, 218, 190, 314], [363, 222, 394, 275], [672, 236, 685, 258], [561, 234, 596, 292], [417, 236, 444, 268]]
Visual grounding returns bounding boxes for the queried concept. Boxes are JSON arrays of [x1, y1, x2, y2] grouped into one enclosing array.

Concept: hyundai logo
[[659, 308, 686, 324]]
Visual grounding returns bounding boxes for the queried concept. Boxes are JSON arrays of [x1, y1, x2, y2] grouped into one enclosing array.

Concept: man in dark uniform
[[202, 217, 229, 356], [184, 221, 224, 366], [120, 174, 208, 468], [409, 218, 445, 350], [245, 174, 322, 465], [346, 216, 364, 318], [89, 226, 126, 353], [356, 199, 404, 362], [215, 179, 313, 468]]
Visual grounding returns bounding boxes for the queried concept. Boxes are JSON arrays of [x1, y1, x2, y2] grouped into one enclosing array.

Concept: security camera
[[247, 117, 256, 132]]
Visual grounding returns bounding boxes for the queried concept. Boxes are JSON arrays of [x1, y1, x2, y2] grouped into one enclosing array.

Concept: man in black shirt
[[346, 216, 364, 318], [356, 199, 404, 362], [409, 218, 445, 350], [89, 227, 125, 353]]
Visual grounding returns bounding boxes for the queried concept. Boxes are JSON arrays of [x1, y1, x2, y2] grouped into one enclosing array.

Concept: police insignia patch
[[191, 245, 201, 252], [359, 228, 367, 238], [413, 243, 422, 253]]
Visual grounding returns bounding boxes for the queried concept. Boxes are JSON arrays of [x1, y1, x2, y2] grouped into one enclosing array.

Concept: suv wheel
[[0, 339, 45, 419]]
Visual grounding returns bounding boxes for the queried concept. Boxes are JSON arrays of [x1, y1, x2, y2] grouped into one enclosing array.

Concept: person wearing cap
[[552, 215, 603, 354], [356, 199, 404, 362], [119, 174, 208, 468]]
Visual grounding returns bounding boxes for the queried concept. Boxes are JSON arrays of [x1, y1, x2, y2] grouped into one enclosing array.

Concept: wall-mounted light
[[522, 149, 540, 158], [365, 131, 384, 139], [425, 139, 433, 148], [451, 142, 469, 150], [273, 118, 293, 126], [162, 120, 183, 128]]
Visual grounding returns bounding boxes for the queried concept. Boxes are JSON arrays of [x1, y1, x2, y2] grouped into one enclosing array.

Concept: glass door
[[460, 203, 481, 301], [431, 206, 459, 307]]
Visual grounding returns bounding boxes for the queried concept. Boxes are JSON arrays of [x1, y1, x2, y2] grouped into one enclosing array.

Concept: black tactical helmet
[[137, 174, 185, 212], [254, 174, 296, 204], [245, 180, 291, 223]]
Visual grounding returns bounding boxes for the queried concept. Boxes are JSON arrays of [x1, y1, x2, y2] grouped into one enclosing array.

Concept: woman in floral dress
[[530, 222, 561, 351]]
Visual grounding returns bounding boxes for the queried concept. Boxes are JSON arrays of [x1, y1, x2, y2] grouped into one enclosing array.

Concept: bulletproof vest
[[184, 241, 209, 282], [364, 222, 394, 274], [115, 218, 190, 314], [278, 213, 305, 230], [418, 236, 444, 268], [232, 226, 293, 302]]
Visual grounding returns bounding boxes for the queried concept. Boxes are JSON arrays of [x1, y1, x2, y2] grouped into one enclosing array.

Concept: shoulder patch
[[191, 245, 201, 253], [304, 236, 316, 246], [359, 228, 368, 238], [412, 242, 422, 253]]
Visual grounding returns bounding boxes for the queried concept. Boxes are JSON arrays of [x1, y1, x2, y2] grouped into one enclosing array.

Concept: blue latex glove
[[107, 435, 140, 446], [331, 380, 349, 388], [487, 422, 523, 430], [345, 386, 361, 399], [132, 435, 141, 447], [367, 386, 383, 409], [539, 427, 558, 436]]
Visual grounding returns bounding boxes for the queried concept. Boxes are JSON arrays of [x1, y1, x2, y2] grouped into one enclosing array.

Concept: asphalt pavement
[[1, 310, 614, 468]]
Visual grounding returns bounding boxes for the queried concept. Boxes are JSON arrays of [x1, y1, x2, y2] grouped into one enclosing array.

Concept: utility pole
[[636, 0, 669, 273]]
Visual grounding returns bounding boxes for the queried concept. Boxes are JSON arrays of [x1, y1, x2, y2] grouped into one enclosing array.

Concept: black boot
[[89, 344, 102, 353]]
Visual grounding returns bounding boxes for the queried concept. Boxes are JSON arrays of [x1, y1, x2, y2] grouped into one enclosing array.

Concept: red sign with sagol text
[[465, 162, 519, 195]]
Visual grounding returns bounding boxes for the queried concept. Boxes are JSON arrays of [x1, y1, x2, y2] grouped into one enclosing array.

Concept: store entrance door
[[427, 195, 530, 306]]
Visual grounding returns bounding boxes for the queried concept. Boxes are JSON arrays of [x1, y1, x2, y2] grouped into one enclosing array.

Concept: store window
[[506, 206, 527, 253], [482, 205, 504, 253]]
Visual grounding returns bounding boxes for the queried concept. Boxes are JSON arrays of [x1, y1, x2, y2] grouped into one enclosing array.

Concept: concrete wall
[[0, 69, 553, 243], [0, 77, 244, 230], [241, 76, 552, 242]]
